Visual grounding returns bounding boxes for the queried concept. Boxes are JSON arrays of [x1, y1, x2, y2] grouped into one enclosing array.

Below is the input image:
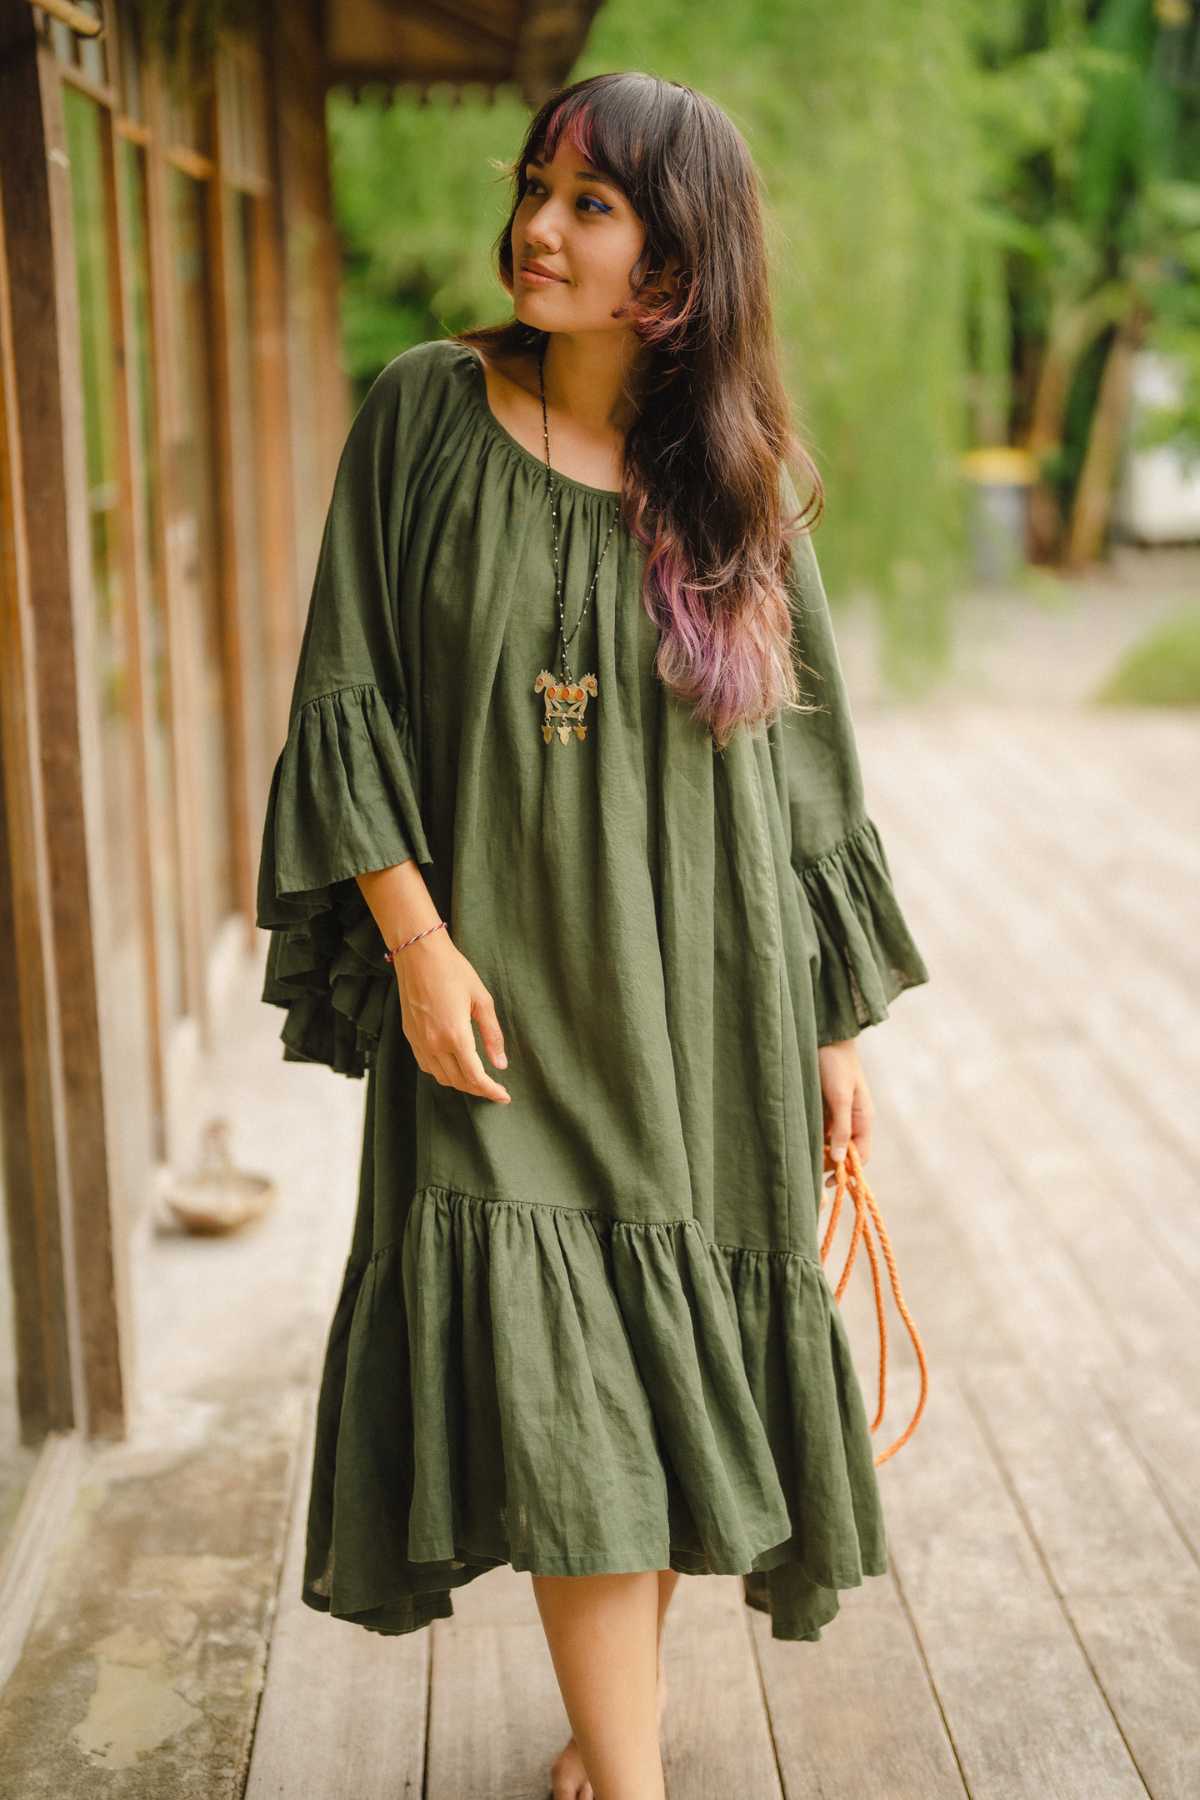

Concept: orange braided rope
[[819, 1137, 929, 1466]]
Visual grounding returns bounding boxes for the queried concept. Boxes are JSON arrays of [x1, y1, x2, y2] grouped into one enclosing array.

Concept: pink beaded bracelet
[[383, 918, 447, 962]]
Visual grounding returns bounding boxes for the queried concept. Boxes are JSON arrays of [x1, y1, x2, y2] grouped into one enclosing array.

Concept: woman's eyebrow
[[525, 159, 622, 194]]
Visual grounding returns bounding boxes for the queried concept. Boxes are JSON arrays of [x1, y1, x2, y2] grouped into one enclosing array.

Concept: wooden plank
[[243, 1391, 430, 1800], [1084, 1353, 1200, 1799], [930, 710, 1198, 1322], [880, 1367, 1147, 1799], [1063, 710, 1200, 847], [816, 741, 1067, 1387], [866, 715, 1199, 1371], [966, 1042, 1197, 1366], [750, 1561, 967, 1800], [1014, 1035, 1200, 1302], [875, 1042, 1123, 1383], [426, 1609, 571, 1800], [950, 706, 1200, 1055], [659, 1575, 782, 1800], [875, 872, 1199, 1367], [1066, 1587, 1200, 1800], [884, 708, 1199, 1163], [855, 707, 1200, 1797], [987, 709, 1200, 881], [1092, 1354, 1200, 1574], [964, 1360, 1200, 1800], [964, 1361, 1196, 1598]]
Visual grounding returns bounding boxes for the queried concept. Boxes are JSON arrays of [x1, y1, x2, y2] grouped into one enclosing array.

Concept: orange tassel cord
[[820, 1137, 929, 1466]]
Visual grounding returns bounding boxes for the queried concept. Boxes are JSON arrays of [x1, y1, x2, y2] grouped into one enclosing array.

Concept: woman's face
[[510, 136, 649, 335]]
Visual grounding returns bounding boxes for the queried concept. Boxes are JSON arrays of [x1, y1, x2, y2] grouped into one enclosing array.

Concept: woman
[[256, 70, 930, 1800]]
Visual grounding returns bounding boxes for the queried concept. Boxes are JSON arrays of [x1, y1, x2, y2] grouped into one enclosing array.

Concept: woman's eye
[[524, 178, 610, 215]]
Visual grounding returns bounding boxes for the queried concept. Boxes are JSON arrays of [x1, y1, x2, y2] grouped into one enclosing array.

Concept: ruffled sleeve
[[255, 353, 435, 1077], [773, 466, 930, 1048]]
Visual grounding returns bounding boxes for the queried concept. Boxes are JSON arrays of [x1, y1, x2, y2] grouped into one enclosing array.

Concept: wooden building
[[0, 0, 597, 1659]]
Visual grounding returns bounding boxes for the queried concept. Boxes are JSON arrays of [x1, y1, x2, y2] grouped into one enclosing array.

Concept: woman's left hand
[[817, 1039, 874, 1181]]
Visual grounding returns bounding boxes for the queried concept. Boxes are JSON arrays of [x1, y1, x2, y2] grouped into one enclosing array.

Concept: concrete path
[[0, 969, 367, 1796]]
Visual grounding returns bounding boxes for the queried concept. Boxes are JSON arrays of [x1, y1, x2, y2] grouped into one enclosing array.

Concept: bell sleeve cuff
[[795, 815, 931, 1049], [255, 682, 433, 1078]]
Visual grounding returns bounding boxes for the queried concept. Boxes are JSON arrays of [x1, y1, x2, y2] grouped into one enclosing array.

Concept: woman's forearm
[[356, 859, 441, 953]]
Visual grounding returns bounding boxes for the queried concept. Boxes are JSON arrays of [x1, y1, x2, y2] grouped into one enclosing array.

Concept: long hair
[[453, 70, 826, 752]]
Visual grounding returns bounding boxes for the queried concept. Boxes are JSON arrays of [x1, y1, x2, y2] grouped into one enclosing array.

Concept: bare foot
[[547, 1655, 667, 1798]]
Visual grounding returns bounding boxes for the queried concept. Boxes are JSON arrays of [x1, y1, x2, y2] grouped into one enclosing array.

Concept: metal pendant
[[534, 670, 598, 744]]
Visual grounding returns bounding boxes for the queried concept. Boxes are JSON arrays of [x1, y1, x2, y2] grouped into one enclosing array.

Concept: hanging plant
[[125, 0, 263, 96]]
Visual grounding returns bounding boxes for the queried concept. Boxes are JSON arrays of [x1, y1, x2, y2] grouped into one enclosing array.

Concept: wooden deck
[[244, 699, 1200, 1800]]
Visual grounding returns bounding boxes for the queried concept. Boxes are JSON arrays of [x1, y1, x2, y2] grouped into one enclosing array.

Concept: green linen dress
[[255, 335, 931, 1645]]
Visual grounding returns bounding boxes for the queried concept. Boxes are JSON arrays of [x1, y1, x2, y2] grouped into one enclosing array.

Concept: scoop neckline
[[455, 343, 623, 503]]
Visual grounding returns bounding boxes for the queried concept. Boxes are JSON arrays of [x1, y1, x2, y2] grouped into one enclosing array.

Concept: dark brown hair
[[454, 70, 825, 751]]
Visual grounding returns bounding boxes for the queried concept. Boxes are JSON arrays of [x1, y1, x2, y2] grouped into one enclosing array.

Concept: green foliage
[[960, 0, 1200, 533], [1126, 179, 1200, 468], [1094, 605, 1200, 705], [329, 88, 530, 380]]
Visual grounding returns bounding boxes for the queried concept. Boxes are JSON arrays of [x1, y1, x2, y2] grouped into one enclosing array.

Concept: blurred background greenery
[[328, 0, 1200, 699]]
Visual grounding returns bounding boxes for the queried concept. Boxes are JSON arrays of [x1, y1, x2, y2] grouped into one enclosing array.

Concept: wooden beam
[[27, 0, 102, 36]]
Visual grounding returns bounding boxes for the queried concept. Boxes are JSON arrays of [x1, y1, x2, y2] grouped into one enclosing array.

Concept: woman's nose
[[525, 201, 567, 243]]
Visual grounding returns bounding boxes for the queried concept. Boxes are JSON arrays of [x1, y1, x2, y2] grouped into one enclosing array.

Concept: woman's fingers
[[450, 1031, 511, 1103], [423, 1028, 510, 1103], [825, 1083, 854, 1167], [472, 989, 508, 1071], [850, 1081, 874, 1165]]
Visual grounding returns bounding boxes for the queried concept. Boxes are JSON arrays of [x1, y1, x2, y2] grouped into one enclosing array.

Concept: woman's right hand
[[392, 932, 511, 1103]]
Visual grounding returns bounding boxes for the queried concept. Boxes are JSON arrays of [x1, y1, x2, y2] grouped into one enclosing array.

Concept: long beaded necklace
[[532, 337, 621, 746]]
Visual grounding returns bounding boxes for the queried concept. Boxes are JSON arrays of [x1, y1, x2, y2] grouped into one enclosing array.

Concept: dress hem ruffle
[[301, 1182, 890, 1646]]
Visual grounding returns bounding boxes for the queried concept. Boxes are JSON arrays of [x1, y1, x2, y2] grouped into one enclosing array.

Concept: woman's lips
[[520, 265, 566, 285]]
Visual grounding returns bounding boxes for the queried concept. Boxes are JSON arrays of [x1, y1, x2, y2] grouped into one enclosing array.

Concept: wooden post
[[0, 0, 130, 1438]]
